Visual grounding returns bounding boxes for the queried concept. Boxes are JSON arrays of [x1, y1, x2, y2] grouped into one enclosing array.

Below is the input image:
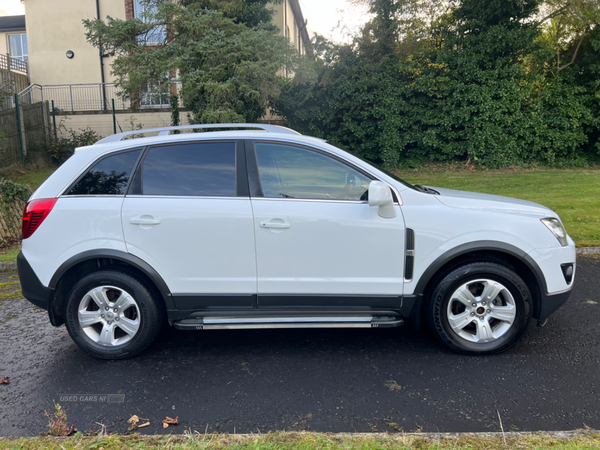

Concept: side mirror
[[368, 181, 396, 218]]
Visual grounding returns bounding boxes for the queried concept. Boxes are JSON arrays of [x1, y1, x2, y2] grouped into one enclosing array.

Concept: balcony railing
[[0, 54, 28, 74]]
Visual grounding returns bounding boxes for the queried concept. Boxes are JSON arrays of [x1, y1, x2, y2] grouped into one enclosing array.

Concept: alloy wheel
[[77, 286, 141, 347], [446, 279, 516, 344]]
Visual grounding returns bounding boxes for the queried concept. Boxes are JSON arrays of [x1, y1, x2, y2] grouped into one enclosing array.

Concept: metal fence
[[39, 83, 181, 112], [43, 83, 130, 111]]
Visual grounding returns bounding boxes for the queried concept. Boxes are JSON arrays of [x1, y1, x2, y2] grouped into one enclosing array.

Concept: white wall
[[24, 0, 125, 86], [56, 111, 191, 139]]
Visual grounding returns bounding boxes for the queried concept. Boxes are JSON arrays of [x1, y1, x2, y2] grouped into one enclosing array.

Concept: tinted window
[[255, 143, 371, 200], [67, 150, 141, 195], [141, 142, 236, 196]]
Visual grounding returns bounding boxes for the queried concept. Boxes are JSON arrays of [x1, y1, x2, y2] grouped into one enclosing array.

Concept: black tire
[[64, 270, 163, 359], [426, 262, 532, 355]]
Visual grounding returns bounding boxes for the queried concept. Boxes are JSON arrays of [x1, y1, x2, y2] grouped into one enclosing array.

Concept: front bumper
[[537, 288, 572, 325], [17, 251, 53, 310]]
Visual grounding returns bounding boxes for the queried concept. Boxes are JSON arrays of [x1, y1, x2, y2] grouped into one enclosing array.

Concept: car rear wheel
[[64, 270, 163, 359], [426, 262, 532, 355]]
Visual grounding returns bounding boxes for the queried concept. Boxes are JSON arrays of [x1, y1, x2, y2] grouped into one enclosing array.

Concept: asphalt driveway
[[0, 257, 599, 437]]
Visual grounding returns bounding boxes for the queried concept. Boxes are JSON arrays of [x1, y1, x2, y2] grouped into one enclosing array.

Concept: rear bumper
[[17, 251, 53, 310]]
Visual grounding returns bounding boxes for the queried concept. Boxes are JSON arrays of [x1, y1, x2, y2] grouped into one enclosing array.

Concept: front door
[[248, 141, 405, 309], [122, 140, 257, 310]]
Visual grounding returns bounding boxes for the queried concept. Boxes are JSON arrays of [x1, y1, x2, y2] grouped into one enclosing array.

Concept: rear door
[[121, 140, 257, 310]]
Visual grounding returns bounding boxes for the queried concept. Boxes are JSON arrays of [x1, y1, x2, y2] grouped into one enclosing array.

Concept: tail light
[[22, 198, 57, 239]]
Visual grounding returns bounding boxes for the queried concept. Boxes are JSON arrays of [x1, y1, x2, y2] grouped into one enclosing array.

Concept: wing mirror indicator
[[368, 181, 396, 219]]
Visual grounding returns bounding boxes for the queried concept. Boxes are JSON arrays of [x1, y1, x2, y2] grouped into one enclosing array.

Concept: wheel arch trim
[[49, 249, 174, 309], [412, 240, 548, 298]]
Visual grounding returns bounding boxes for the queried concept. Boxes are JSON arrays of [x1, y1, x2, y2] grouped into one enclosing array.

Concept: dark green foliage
[[46, 128, 101, 165], [0, 179, 30, 204], [277, 0, 600, 168], [170, 93, 180, 131]]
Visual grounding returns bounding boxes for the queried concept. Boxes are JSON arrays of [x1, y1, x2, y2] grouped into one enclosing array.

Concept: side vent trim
[[405, 228, 415, 281]]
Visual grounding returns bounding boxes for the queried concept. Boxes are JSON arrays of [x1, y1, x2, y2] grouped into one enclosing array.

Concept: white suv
[[18, 124, 576, 359]]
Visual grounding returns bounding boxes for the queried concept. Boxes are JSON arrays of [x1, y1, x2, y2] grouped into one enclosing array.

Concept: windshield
[[348, 152, 418, 191]]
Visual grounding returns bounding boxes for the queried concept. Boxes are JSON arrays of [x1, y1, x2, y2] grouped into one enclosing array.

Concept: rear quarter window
[[66, 149, 142, 196]]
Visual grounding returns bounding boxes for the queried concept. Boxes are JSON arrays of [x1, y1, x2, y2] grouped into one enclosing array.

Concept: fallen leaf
[[162, 416, 179, 428], [577, 218, 582, 221], [385, 380, 401, 392], [0, 377, 9, 385], [127, 415, 150, 431], [127, 415, 140, 426]]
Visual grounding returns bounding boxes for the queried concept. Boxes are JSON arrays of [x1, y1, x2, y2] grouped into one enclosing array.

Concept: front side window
[[139, 142, 236, 197], [67, 149, 142, 195], [254, 143, 371, 201], [135, 0, 167, 45], [8, 33, 28, 62]]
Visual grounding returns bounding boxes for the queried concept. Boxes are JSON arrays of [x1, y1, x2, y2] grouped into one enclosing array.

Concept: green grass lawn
[[0, 246, 20, 262], [13, 166, 57, 192], [399, 168, 600, 248], [1, 432, 599, 450]]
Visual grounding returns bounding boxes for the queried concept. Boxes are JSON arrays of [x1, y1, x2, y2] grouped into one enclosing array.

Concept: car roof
[[78, 130, 329, 156]]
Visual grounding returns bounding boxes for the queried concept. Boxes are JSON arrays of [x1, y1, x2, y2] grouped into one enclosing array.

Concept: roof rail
[[95, 123, 302, 144]]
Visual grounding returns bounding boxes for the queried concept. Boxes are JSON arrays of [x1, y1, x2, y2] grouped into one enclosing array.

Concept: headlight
[[541, 218, 568, 246]]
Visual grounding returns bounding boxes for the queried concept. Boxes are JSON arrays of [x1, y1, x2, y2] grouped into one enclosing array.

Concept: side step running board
[[173, 315, 404, 331]]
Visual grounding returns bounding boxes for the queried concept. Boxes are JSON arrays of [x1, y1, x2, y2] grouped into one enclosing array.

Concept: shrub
[[46, 128, 101, 164]]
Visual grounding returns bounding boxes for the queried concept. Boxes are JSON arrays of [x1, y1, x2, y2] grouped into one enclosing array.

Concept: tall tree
[[84, 0, 292, 123]]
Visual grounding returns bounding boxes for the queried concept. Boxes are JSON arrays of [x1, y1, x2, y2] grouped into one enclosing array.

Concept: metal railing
[[43, 83, 129, 112], [0, 54, 28, 74], [1, 83, 43, 110], [17, 84, 43, 106], [38, 83, 181, 112]]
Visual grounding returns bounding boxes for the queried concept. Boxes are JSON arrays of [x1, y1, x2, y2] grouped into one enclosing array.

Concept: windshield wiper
[[414, 185, 440, 195], [279, 193, 294, 198]]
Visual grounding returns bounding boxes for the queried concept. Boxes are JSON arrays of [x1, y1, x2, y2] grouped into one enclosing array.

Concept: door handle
[[260, 222, 291, 229], [130, 216, 161, 226]]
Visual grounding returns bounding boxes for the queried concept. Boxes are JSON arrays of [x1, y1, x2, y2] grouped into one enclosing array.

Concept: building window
[[140, 80, 170, 108], [8, 34, 28, 62], [134, 0, 167, 45]]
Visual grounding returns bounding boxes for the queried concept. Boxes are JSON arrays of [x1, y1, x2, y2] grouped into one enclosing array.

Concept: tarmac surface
[[0, 257, 599, 436]]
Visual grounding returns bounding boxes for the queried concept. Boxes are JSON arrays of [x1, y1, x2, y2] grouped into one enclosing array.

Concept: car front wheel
[[64, 270, 163, 359], [426, 262, 533, 355]]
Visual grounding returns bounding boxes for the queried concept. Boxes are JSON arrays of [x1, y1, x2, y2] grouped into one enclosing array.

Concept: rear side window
[[138, 142, 236, 197], [67, 149, 142, 196]]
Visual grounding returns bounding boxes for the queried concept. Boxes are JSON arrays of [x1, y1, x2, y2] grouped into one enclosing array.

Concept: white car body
[[17, 124, 576, 357]]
